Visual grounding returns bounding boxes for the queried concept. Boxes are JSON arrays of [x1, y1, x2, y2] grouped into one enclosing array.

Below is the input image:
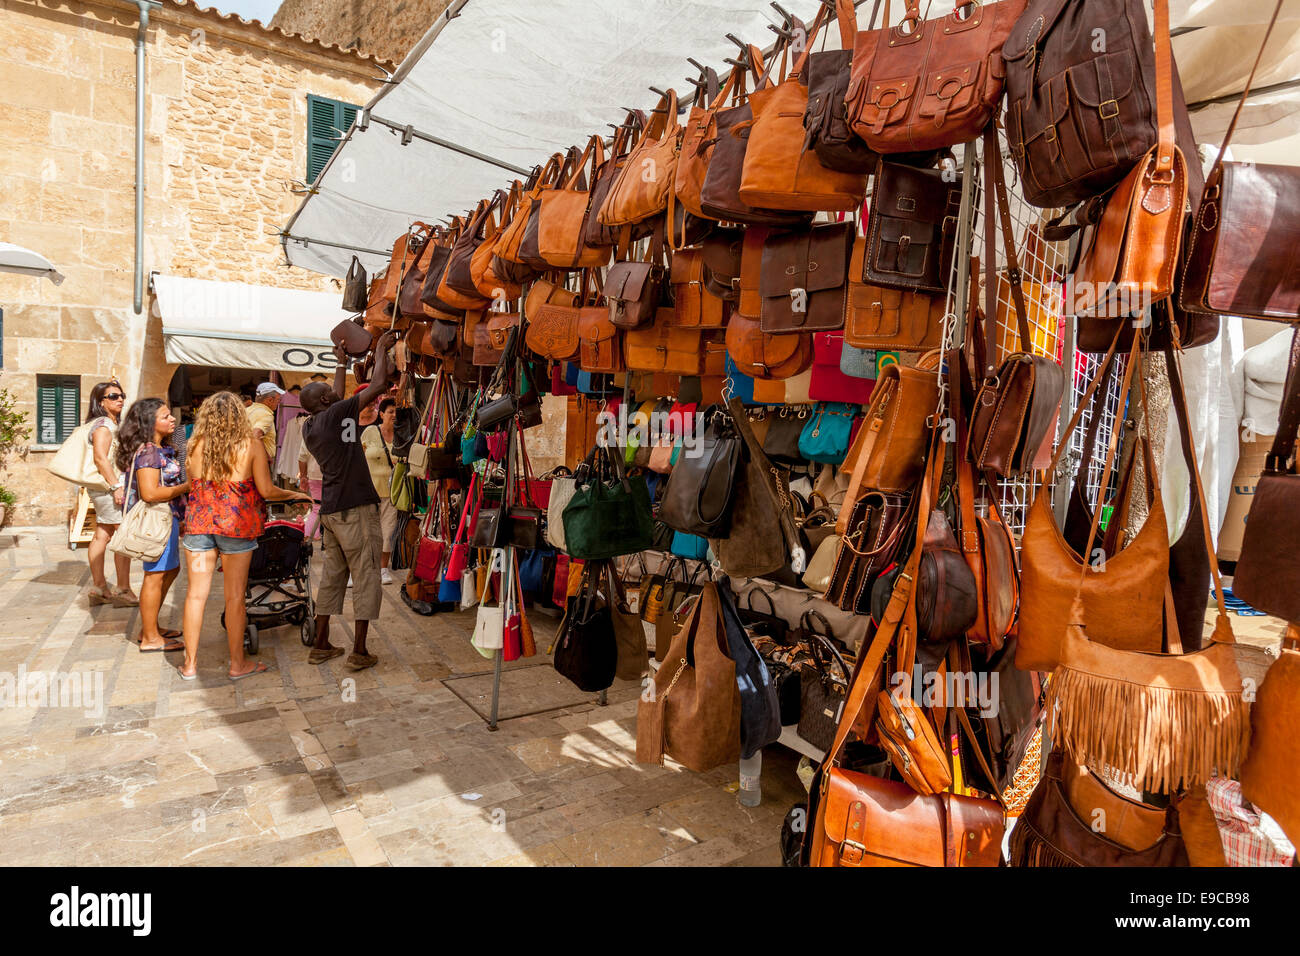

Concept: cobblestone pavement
[[0, 528, 802, 866]]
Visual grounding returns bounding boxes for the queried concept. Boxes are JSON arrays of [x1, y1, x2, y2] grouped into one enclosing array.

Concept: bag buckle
[[840, 839, 866, 865], [1098, 99, 1119, 120]]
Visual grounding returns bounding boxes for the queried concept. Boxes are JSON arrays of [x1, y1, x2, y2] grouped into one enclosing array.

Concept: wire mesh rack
[[939, 126, 1127, 540]]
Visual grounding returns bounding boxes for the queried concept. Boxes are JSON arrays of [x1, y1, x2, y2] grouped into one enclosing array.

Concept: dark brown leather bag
[[1180, 2, 1297, 323], [419, 229, 469, 318], [1008, 750, 1188, 866], [438, 200, 494, 310], [758, 221, 853, 334], [844, 233, 945, 351], [966, 132, 1065, 478], [701, 226, 745, 302], [846, 0, 1025, 154], [331, 317, 373, 358], [823, 489, 911, 613], [675, 59, 758, 230], [606, 223, 668, 331], [863, 160, 961, 294]]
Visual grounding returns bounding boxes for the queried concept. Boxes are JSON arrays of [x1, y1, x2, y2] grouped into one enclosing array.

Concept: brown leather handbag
[[1180, 2, 1297, 323], [419, 226, 468, 318], [636, 583, 741, 773], [599, 88, 682, 230], [470, 190, 524, 301], [844, 233, 946, 352], [471, 312, 504, 367], [845, 0, 1025, 154], [606, 223, 668, 331], [669, 248, 726, 329], [1240, 628, 1300, 848], [823, 489, 911, 613], [724, 312, 813, 381], [675, 56, 758, 227], [576, 273, 623, 375], [624, 310, 702, 376], [836, 353, 940, 515], [523, 276, 581, 362], [494, 154, 564, 272], [864, 159, 962, 294], [1017, 334, 1167, 672], [1069, 0, 1185, 319], [966, 132, 1065, 478], [537, 135, 614, 270], [759, 221, 854, 334], [738, 7, 868, 212], [701, 226, 745, 302], [378, 224, 429, 306], [438, 200, 494, 311], [1008, 750, 1189, 866], [584, 114, 644, 249], [485, 311, 519, 352]]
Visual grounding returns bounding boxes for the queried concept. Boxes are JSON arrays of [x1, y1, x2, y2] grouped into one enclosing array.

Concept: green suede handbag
[[561, 446, 654, 560]]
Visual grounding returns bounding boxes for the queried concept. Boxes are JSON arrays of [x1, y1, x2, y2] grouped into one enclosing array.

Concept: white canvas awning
[[0, 242, 64, 283], [153, 274, 348, 373], [282, 0, 1300, 280]]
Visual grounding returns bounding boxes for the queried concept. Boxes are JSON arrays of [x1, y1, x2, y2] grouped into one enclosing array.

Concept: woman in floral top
[[114, 399, 190, 653]]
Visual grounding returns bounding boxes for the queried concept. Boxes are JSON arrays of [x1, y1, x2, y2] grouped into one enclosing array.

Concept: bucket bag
[[108, 449, 174, 561], [342, 255, 368, 313]]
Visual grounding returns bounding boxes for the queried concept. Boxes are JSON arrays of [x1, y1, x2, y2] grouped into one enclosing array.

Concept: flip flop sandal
[[177, 668, 198, 681], [229, 661, 272, 681], [140, 638, 185, 653]]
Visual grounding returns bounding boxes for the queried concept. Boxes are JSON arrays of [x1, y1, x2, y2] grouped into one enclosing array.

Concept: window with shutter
[[36, 374, 80, 446], [307, 94, 359, 184]]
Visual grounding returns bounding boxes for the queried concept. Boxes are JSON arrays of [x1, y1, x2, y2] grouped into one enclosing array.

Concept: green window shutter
[[36, 375, 80, 446], [307, 94, 360, 185]]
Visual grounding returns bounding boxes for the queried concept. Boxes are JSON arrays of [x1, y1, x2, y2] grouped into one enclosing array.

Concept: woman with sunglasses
[[85, 381, 138, 607]]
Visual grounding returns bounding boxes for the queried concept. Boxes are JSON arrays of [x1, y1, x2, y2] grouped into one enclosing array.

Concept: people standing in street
[[361, 397, 399, 585], [179, 391, 311, 682], [298, 335, 397, 672], [114, 399, 189, 653], [84, 381, 138, 608], [246, 382, 282, 463]]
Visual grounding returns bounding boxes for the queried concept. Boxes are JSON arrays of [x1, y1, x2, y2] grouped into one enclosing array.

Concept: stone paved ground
[[0, 528, 803, 866]]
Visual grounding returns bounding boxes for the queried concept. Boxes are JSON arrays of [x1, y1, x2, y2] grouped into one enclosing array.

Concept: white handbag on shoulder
[[47, 419, 114, 493]]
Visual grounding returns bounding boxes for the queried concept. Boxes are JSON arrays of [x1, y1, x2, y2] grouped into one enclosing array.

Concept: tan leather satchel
[[724, 312, 812, 381], [1070, 0, 1186, 318], [495, 154, 565, 270], [470, 189, 524, 302], [485, 311, 520, 352], [669, 248, 727, 329], [599, 88, 682, 229], [523, 276, 581, 362], [738, 6, 868, 212], [845, 0, 1025, 154], [537, 135, 614, 270], [624, 309, 702, 376], [844, 233, 946, 352], [636, 583, 741, 773], [576, 272, 623, 375]]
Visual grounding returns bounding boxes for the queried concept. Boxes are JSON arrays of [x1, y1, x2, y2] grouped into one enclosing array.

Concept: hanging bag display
[[598, 88, 683, 229], [536, 135, 615, 270]]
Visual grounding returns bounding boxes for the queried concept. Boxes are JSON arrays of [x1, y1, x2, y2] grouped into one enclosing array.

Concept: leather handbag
[[1180, 3, 1296, 322], [717, 579, 783, 760], [804, 0, 881, 175], [865, 160, 962, 295], [600, 560, 648, 682], [537, 135, 614, 270], [822, 488, 911, 611], [584, 115, 644, 249], [342, 255, 368, 313], [845, 0, 1025, 154], [469, 190, 525, 302], [675, 58, 757, 225], [491, 162, 550, 283], [708, 398, 803, 580], [438, 201, 495, 310], [606, 229, 668, 331], [523, 276, 581, 361], [870, 508, 978, 646], [1068, 0, 1185, 319], [554, 562, 618, 693], [48, 420, 115, 493], [844, 233, 946, 351], [1236, 329, 1300, 620], [624, 310, 703, 375], [599, 88, 682, 229], [485, 310, 520, 352], [657, 413, 742, 538], [759, 221, 854, 334], [797, 631, 850, 752], [107, 450, 174, 561], [725, 312, 814, 382], [1240, 628, 1300, 848], [966, 133, 1066, 478], [761, 406, 810, 465], [669, 248, 727, 329], [738, 7, 868, 212], [700, 226, 746, 302], [837, 353, 940, 515], [561, 447, 654, 560], [419, 233, 470, 319], [636, 583, 742, 773], [1002, 0, 1164, 209], [809, 332, 870, 404], [1008, 750, 1189, 866], [472, 314, 505, 367], [577, 281, 623, 375]]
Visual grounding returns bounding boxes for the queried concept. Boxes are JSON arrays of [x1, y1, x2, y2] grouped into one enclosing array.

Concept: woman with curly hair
[[180, 391, 311, 681], [115, 397, 189, 652]]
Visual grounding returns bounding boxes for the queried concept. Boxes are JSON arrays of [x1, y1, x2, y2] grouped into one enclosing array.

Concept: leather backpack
[[598, 88, 683, 230], [759, 221, 854, 334], [669, 248, 727, 329], [864, 159, 962, 295], [845, 0, 1025, 154], [737, 6, 868, 213]]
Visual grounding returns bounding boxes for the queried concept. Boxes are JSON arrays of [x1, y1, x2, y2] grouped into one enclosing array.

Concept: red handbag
[[552, 554, 571, 608], [809, 331, 873, 405], [445, 474, 481, 582], [412, 495, 448, 583], [551, 364, 578, 396]]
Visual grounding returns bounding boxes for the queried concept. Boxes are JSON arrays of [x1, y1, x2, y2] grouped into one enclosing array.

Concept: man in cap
[[247, 382, 283, 462]]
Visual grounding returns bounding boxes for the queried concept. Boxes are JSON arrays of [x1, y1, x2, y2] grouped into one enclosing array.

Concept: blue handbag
[[839, 343, 876, 380], [565, 361, 581, 387], [577, 370, 615, 395], [518, 548, 551, 593], [724, 354, 755, 405], [798, 403, 856, 464], [670, 531, 710, 561], [438, 576, 462, 605]]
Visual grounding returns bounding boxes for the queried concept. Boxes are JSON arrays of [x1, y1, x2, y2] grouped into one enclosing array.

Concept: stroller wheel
[[286, 605, 307, 627], [300, 615, 315, 647], [244, 624, 259, 656]]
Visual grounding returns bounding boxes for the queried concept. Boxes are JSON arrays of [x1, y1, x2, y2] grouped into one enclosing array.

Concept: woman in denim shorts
[[180, 392, 311, 681]]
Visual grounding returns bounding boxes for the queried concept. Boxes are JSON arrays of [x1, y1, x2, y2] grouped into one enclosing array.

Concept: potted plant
[[0, 375, 31, 526]]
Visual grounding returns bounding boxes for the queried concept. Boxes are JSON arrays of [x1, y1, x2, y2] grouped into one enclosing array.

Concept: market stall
[[284, 0, 1299, 867]]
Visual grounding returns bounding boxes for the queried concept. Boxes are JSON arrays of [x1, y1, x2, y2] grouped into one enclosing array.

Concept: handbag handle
[[807, 631, 849, 686]]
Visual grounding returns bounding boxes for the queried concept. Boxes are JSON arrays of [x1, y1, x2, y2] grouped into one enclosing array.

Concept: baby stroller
[[220, 519, 315, 653]]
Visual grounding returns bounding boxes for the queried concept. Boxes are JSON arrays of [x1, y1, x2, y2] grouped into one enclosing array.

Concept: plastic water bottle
[[738, 752, 762, 807]]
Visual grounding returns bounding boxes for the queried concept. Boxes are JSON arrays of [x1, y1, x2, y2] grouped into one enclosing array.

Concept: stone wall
[[271, 0, 452, 67], [0, 0, 382, 524]]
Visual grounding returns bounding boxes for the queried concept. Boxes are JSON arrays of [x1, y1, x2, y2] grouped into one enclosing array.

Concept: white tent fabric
[[153, 274, 348, 374], [283, 0, 1300, 279], [0, 242, 64, 284]]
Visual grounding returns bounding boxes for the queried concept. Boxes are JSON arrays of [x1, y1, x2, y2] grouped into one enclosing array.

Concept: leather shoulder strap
[[1212, 0, 1285, 170]]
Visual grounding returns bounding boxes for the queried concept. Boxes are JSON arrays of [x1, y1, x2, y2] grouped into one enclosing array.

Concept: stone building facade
[[272, 0, 452, 67], [0, 0, 388, 524]]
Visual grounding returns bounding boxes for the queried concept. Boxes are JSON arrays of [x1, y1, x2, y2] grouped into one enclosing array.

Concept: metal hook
[[767, 22, 795, 40], [687, 57, 707, 74], [649, 86, 669, 99], [769, 1, 796, 25]]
